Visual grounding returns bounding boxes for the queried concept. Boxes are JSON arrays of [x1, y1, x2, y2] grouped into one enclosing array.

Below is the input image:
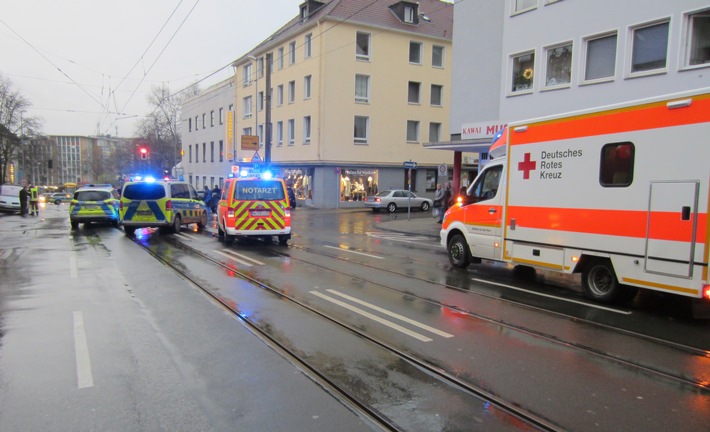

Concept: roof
[[242, 0, 453, 61]]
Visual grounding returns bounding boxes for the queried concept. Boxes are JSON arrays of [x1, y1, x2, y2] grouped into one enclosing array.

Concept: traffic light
[[140, 147, 148, 160]]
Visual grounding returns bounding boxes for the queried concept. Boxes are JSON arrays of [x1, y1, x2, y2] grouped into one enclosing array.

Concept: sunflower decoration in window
[[512, 53, 535, 92]]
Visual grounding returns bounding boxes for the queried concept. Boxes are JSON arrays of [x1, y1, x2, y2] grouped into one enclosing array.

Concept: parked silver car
[[364, 190, 432, 213]]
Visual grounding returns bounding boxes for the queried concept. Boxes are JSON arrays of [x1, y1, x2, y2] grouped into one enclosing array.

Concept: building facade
[[180, 0, 454, 208]]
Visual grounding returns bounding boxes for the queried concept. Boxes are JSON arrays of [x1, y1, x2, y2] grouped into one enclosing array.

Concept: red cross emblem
[[518, 153, 536, 180]]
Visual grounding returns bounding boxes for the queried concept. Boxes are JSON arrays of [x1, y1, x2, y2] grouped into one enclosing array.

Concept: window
[[195, 116, 198, 130], [219, 107, 224, 125], [511, 51, 535, 92], [189, 145, 193, 163], [195, 144, 199, 162], [544, 42, 572, 87], [513, 0, 537, 14], [304, 33, 312, 58], [210, 110, 215, 127], [188, 118, 192, 132], [202, 142, 206, 162], [685, 9, 710, 67], [210, 141, 214, 162], [202, 114, 206, 128], [355, 74, 370, 103], [258, 57, 264, 78], [288, 80, 295, 103], [288, 119, 295, 145], [354, 116, 369, 144], [289, 41, 296, 64], [600, 142, 634, 187], [408, 81, 421, 104], [630, 20, 669, 74], [409, 41, 422, 64], [243, 64, 252, 85], [429, 122, 441, 143], [356, 32, 370, 60], [304, 75, 312, 99], [303, 116, 311, 144], [404, 6, 414, 23], [277, 121, 283, 146], [278, 47, 284, 69], [406, 120, 419, 142], [430, 84, 443, 106], [219, 140, 224, 162], [257, 91, 264, 112], [258, 125, 263, 145], [583, 33, 617, 82], [243, 96, 253, 118], [277, 84, 284, 106], [243, 127, 253, 136], [432, 45, 444, 67]]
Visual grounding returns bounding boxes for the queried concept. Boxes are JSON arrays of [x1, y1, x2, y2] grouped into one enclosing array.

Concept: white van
[[0, 184, 23, 214]]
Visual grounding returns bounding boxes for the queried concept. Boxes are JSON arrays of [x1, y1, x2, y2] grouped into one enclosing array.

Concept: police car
[[69, 184, 120, 229], [120, 179, 207, 236]]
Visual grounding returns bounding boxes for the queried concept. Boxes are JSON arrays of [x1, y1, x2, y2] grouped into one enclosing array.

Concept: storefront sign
[[461, 121, 506, 140]]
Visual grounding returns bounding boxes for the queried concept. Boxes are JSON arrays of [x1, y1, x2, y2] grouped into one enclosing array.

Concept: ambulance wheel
[[124, 226, 136, 236], [420, 201, 430, 212], [447, 234, 471, 268], [70, 221, 79, 230], [224, 234, 235, 245], [112, 220, 119, 228], [197, 211, 207, 229], [217, 223, 224, 239], [278, 235, 290, 246], [387, 202, 397, 213], [582, 260, 622, 304], [172, 215, 181, 233]]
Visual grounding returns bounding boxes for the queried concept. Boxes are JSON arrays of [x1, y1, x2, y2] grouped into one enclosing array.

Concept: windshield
[[122, 183, 166, 200]]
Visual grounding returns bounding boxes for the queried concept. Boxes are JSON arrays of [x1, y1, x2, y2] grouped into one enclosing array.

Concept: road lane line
[[326, 289, 453, 338], [323, 245, 384, 260], [70, 255, 78, 279], [217, 249, 265, 265], [73, 311, 94, 389], [471, 278, 632, 315], [310, 291, 432, 342]]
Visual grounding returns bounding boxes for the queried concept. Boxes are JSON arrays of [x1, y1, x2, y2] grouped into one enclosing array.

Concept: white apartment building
[[181, 0, 454, 208], [434, 0, 710, 192]]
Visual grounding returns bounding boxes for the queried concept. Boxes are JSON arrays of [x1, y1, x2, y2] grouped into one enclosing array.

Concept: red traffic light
[[139, 147, 148, 160], [140, 148, 147, 154]]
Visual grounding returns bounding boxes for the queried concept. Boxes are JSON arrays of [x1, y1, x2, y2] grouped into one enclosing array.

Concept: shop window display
[[340, 168, 378, 201], [284, 168, 314, 201]]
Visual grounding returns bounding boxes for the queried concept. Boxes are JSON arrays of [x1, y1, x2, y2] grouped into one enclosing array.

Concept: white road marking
[[214, 249, 265, 266], [323, 245, 384, 259], [70, 255, 78, 279], [327, 289, 453, 338], [73, 311, 94, 389], [310, 291, 432, 342], [174, 232, 192, 240], [0, 249, 10, 259], [471, 278, 632, 315], [366, 231, 439, 246]]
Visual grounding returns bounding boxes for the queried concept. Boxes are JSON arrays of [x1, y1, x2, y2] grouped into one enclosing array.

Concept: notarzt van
[[120, 180, 207, 236], [217, 175, 292, 245]]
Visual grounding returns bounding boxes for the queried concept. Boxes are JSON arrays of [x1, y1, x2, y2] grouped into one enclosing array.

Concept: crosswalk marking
[[214, 249, 265, 266], [366, 231, 435, 244]]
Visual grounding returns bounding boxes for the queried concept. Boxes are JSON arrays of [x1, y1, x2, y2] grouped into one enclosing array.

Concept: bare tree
[[134, 82, 198, 176], [0, 74, 43, 184]]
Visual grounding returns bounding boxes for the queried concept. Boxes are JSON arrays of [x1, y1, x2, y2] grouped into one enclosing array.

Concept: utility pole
[[265, 52, 272, 164]]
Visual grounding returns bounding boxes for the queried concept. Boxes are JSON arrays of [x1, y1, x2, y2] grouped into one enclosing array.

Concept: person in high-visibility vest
[[29, 184, 39, 216]]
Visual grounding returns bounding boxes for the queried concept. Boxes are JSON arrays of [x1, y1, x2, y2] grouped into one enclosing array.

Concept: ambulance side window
[[470, 165, 502, 202], [600, 142, 634, 187]]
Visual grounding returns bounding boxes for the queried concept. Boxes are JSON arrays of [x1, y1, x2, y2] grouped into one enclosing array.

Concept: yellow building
[[230, 0, 454, 207]]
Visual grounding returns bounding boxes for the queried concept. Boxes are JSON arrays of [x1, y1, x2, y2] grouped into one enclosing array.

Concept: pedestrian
[[19, 184, 29, 217], [444, 182, 453, 208], [210, 185, 221, 213], [202, 185, 212, 210], [29, 183, 39, 216], [433, 183, 445, 223]]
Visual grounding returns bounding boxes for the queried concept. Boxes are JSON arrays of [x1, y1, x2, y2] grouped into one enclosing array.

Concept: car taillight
[[703, 284, 710, 300], [166, 200, 172, 210], [375, 197, 381, 202], [284, 209, 291, 218], [227, 209, 234, 218]]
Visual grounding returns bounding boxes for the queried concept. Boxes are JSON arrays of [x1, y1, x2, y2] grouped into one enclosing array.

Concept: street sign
[[241, 135, 259, 151], [252, 152, 261, 162], [403, 161, 417, 169]]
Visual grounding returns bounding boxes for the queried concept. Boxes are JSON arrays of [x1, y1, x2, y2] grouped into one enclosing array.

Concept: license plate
[[250, 210, 270, 217], [137, 210, 152, 216]]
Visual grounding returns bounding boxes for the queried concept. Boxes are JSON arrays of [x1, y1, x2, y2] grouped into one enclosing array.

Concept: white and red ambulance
[[441, 88, 710, 311]]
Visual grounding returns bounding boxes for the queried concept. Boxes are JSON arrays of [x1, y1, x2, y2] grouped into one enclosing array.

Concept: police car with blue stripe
[[69, 184, 121, 229], [120, 179, 207, 236]]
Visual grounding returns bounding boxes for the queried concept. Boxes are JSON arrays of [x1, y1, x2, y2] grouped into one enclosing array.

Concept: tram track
[[136, 233, 564, 432]]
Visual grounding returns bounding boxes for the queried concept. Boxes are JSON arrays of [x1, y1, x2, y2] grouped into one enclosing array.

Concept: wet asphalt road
[[0, 203, 709, 431]]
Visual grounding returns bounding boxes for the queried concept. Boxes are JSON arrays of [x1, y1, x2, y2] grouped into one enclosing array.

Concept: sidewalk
[[374, 212, 442, 238]]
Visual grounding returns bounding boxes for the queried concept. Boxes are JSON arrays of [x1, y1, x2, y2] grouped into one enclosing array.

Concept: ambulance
[[216, 170, 292, 245], [441, 88, 710, 311]]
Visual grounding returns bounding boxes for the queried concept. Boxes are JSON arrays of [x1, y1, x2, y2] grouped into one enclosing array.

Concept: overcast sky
[[1, 0, 302, 137]]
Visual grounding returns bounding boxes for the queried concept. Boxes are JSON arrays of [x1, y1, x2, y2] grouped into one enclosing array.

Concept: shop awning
[[422, 138, 492, 154]]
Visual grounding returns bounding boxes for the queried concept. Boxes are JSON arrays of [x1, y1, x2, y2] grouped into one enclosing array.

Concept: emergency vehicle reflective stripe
[[506, 206, 707, 244], [70, 202, 118, 217], [230, 200, 286, 230], [511, 93, 710, 146], [122, 200, 166, 221]]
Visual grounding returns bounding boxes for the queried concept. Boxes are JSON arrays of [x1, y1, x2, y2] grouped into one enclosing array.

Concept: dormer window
[[299, 0, 324, 22], [404, 6, 414, 23]]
